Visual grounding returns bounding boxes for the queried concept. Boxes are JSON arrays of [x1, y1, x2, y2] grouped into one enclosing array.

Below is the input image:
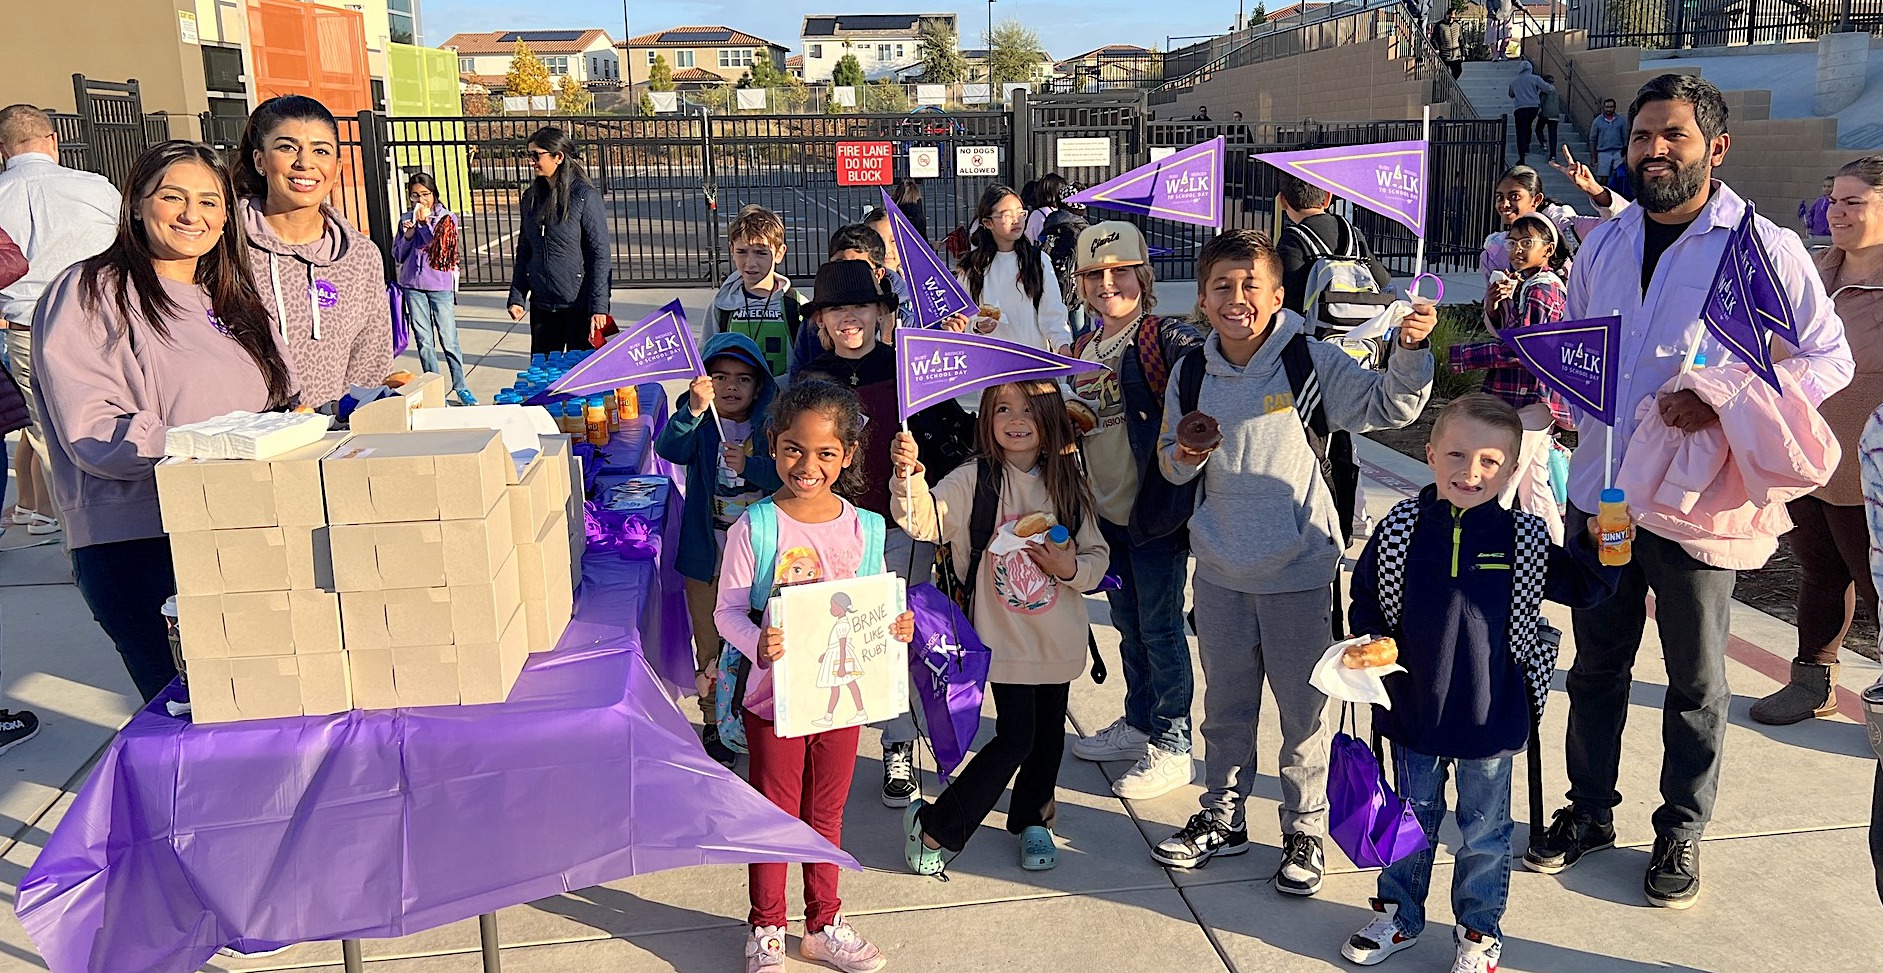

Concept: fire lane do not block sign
[[836, 141, 894, 186]]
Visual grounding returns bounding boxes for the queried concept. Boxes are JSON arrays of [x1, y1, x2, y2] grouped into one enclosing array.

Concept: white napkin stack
[[164, 411, 333, 461]]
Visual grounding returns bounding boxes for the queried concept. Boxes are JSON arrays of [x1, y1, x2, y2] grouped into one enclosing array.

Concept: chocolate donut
[[1177, 411, 1221, 452]]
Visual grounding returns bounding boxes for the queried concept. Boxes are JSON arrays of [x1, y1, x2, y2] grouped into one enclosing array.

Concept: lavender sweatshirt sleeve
[[31, 269, 165, 480]]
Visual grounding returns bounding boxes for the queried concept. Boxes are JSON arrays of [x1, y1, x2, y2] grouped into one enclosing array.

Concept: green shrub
[[1429, 303, 1490, 401]]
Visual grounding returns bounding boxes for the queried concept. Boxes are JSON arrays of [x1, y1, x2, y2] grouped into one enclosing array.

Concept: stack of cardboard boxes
[[160, 420, 581, 725]]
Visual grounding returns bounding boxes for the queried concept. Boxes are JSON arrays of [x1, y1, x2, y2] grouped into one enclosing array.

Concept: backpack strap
[[1288, 222, 1332, 259], [783, 290, 805, 331], [1509, 511, 1553, 719], [857, 508, 887, 578], [1372, 497, 1423, 630], [1135, 314, 1173, 400], [1176, 344, 1206, 415], [959, 457, 1003, 616], [1279, 332, 1333, 455], [746, 497, 780, 612]]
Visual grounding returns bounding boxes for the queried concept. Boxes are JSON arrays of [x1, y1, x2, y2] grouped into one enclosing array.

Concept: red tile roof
[[444, 29, 612, 55], [619, 25, 784, 50]]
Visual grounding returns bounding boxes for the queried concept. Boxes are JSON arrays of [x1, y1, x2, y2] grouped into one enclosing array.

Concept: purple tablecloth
[[16, 548, 853, 973]]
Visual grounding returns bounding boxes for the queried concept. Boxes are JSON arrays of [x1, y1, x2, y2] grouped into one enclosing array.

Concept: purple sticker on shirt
[[312, 280, 339, 309], [207, 310, 232, 336]]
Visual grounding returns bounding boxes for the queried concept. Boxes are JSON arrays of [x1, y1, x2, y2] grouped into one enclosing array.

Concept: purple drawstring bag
[[1326, 705, 1430, 869], [906, 582, 990, 780], [388, 284, 411, 357]]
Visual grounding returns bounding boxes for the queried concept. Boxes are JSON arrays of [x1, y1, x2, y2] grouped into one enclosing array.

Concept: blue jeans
[[403, 287, 467, 391], [1377, 745, 1513, 939], [1097, 518, 1193, 754]]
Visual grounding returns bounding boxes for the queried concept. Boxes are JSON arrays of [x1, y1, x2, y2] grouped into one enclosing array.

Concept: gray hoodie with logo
[[1156, 310, 1433, 594], [240, 197, 393, 406]]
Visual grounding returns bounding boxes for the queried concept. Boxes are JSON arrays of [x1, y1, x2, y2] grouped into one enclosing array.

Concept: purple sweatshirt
[[392, 205, 460, 292], [30, 266, 296, 549], [240, 198, 393, 407]]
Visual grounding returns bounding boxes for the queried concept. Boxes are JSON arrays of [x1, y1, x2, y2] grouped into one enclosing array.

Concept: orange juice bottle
[[585, 396, 611, 447], [603, 390, 620, 432], [617, 385, 640, 423], [1597, 488, 1631, 566]]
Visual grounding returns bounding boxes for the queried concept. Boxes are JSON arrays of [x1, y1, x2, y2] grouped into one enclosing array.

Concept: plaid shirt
[[1452, 269, 1573, 428]]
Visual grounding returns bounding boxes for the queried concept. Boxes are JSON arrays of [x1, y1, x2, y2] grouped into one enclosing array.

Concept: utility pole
[[621, 0, 631, 82]]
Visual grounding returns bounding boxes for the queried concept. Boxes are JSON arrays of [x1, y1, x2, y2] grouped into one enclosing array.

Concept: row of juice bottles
[[489, 351, 639, 448]]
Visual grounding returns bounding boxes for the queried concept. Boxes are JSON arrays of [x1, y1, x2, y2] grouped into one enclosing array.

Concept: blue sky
[[417, 0, 1237, 58]]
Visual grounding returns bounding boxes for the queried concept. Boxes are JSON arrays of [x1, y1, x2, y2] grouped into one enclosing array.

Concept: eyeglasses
[[526, 149, 555, 160], [1508, 238, 1551, 250]]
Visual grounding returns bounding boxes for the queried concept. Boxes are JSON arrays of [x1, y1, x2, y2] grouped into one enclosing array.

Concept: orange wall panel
[[247, 0, 372, 115]]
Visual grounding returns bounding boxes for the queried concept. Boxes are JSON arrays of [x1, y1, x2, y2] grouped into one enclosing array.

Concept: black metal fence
[[49, 75, 162, 189], [1576, 0, 1883, 49]]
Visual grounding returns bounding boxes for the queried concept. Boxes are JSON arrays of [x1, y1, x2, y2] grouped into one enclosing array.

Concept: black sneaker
[[881, 741, 918, 808], [1152, 810, 1249, 868], [0, 709, 39, 757], [1522, 805, 1616, 874], [1273, 832, 1325, 896], [700, 724, 737, 768], [1644, 835, 1701, 909]]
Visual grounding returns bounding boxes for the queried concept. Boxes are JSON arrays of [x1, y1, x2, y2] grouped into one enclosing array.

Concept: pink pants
[[743, 713, 860, 929]]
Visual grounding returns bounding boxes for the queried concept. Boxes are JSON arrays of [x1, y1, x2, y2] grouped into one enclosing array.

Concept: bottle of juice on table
[[564, 401, 587, 437], [585, 396, 611, 447], [604, 390, 620, 432], [1597, 487, 1632, 566], [616, 386, 639, 423]]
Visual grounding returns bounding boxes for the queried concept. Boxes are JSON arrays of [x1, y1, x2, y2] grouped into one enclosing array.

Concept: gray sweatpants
[[1194, 578, 1336, 836]]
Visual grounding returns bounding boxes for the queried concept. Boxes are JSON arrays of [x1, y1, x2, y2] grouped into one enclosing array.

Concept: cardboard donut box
[[160, 420, 580, 725]]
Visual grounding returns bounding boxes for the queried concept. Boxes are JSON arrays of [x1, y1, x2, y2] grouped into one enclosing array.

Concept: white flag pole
[[1413, 104, 1430, 282]]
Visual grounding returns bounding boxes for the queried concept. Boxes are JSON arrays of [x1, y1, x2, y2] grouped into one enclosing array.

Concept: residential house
[[442, 28, 620, 95], [1055, 44, 1161, 86], [617, 25, 789, 87], [948, 47, 1055, 85], [786, 55, 804, 80], [799, 13, 956, 84]]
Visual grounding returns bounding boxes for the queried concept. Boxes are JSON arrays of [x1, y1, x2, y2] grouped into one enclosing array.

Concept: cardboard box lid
[[321, 429, 507, 525], [156, 433, 346, 531], [348, 373, 449, 434], [176, 589, 342, 659], [411, 404, 561, 481], [329, 502, 514, 592]]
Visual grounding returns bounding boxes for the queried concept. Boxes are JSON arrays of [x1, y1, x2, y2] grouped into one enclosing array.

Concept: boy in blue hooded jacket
[[654, 331, 780, 765]]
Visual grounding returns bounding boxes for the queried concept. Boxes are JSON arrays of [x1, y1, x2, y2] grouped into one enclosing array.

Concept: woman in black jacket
[[506, 127, 611, 353]]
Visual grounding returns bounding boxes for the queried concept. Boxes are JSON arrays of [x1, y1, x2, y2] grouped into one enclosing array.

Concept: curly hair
[[766, 380, 870, 502]]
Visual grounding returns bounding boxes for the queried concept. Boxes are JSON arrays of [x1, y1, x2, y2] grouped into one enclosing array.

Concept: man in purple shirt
[[1522, 75, 1854, 910]]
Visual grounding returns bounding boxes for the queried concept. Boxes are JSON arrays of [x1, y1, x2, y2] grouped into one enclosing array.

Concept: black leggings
[[530, 304, 592, 355], [72, 536, 178, 702], [919, 681, 1070, 852], [1514, 107, 1540, 159]]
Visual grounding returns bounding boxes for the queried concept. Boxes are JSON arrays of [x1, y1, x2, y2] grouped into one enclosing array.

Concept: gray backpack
[[1289, 220, 1396, 335]]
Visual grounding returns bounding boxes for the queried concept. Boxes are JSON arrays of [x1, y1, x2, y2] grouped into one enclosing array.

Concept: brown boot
[[1750, 661, 1839, 725]]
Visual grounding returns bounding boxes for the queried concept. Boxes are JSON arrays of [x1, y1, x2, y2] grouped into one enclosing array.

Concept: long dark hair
[[1033, 173, 1070, 210], [1497, 165, 1558, 216], [80, 141, 294, 407], [406, 171, 458, 272], [523, 126, 591, 227], [973, 379, 1094, 529], [232, 95, 338, 202], [891, 177, 927, 239], [766, 380, 870, 501], [959, 185, 1045, 308]]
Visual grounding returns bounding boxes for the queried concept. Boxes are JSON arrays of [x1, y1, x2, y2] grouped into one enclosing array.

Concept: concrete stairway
[[1456, 59, 1591, 206]]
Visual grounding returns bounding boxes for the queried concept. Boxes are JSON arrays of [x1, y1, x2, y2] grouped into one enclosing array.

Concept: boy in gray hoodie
[[704, 206, 807, 379], [1147, 228, 1434, 896]]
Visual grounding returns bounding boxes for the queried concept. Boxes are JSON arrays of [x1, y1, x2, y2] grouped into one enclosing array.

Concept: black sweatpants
[[530, 303, 592, 355], [918, 681, 1069, 852]]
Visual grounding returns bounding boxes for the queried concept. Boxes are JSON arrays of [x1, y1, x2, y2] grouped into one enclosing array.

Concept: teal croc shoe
[[1019, 826, 1058, 871], [904, 800, 952, 876]]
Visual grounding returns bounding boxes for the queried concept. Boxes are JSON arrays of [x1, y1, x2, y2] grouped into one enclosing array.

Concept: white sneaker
[[1341, 899, 1417, 965], [1112, 744, 1194, 799], [744, 924, 786, 973], [1071, 717, 1150, 761], [1450, 925, 1502, 973]]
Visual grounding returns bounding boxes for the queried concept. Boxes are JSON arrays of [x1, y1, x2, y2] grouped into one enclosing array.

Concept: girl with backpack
[[1455, 212, 1573, 544], [956, 185, 1071, 361], [392, 172, 473, 405], [713, 380, 914, 973], [889, 380, 1109, 874], [1479, 164, 1625, 328], [1024, 173, 1070, 243], [1060, 222, 1206, 801]]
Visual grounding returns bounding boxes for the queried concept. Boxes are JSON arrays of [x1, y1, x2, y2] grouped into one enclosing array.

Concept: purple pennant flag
[[1699, 206, 1792, 392], [549, 300, 704, 398], [1064, 137, 1224, 227], [880, 187, 975, 328], [1255, 140, 1427, 237], [1497, 315, 1622, 426], [897, 329, 1106, 421]]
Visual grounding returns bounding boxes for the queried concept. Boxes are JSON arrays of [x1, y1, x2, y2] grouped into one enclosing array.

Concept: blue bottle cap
[[1047, 525, 1070, 545], [530, 353, 546, 365], [1600, 487, 1626, 504], [1691, 353, 1707, 368]]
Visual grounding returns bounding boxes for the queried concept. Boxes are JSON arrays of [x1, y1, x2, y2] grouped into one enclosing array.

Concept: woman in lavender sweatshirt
[[393, 172, 473, 404], [32, 141, 297, 701], [233, 95, 393, 407]]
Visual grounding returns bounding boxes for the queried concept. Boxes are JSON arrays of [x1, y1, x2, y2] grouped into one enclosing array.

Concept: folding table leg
[[342, 939, 364, 973], [479, 913, 502, 972]]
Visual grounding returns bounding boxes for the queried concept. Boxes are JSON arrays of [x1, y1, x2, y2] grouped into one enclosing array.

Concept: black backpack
[[1036, 208, 1089, 303]]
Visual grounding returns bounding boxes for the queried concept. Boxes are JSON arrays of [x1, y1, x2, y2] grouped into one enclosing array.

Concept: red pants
[[743, 713, 860, 929]]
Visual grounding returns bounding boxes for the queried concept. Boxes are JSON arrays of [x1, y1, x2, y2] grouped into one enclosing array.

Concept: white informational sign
[[916, 84, 946, 106], [503, 95, 557, 112], [736, 88, 768, 110], [956, 145, 1001, 177], [649, 91, 678, 113], [1055, 137, 1112, 169], [771, 575, 909, 738], [909, 145, 941, 178], [1150, 146, 1178, 162], [178, 10, 199, 45], [962, 83, 992, 105], [832, 86, 857, 107], [1003, 83, 1031, 105]]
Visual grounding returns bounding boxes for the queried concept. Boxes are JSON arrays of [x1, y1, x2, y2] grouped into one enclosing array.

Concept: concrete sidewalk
[[0, 287, 1876, 973]]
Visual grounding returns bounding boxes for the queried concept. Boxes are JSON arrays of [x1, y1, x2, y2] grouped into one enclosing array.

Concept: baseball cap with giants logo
[[1074, 221, 1148, 275]]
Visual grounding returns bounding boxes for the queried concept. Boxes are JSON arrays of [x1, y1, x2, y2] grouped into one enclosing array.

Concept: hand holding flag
[[546, 300, 705, 399]]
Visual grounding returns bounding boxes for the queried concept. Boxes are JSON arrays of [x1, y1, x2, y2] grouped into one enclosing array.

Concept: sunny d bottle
[[1597, 487, 1631, 566]]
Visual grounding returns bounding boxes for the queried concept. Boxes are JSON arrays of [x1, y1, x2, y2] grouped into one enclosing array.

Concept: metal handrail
[[1388, 4, 1478, 118], [1151, 0, 1402, 97]]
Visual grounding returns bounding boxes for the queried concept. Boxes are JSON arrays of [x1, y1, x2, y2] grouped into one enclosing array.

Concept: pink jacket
[[1615, 361, 1841, 569]]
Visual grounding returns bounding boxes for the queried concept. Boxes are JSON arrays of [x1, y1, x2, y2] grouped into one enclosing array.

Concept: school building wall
[[1156, 38, 1435, 125], [4, 0, 209, 136]]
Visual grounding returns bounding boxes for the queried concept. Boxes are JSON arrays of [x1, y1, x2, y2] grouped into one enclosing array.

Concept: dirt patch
[[1366, 400, 1876, 655]]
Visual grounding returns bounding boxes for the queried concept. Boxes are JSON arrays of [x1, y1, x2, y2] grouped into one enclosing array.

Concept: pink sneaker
[[744, 924, 785, 973], [799, 915, 885, 973]]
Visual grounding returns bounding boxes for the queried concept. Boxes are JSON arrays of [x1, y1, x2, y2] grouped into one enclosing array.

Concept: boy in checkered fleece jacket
[[1339, 394, 1622, 970]]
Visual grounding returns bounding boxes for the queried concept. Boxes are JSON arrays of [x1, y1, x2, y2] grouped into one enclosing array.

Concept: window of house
[[646, 50, 656, 64], [203, 45, 245, 92], [459, 57, 474, 74], [677, 50, 695, 67], [387, 10, 414, 45], [546, 55, 569, 75], [896, 44, 905, 58], [718, 48, 752, 68], [809, 43, 822, 58], [877, 44, 892, 60]]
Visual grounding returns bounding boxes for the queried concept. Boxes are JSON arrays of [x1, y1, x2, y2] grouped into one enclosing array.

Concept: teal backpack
[[712, 497, 885, 753]]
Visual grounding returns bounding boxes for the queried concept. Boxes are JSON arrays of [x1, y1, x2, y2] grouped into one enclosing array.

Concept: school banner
[[1064, 136, 1224, 227], [1497, 315, 1622, 425], [1254, 140, 1427, 237], [880, 187, 976, 328], [548, 300, 703, 397], [896, 330, 1104, 420]]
